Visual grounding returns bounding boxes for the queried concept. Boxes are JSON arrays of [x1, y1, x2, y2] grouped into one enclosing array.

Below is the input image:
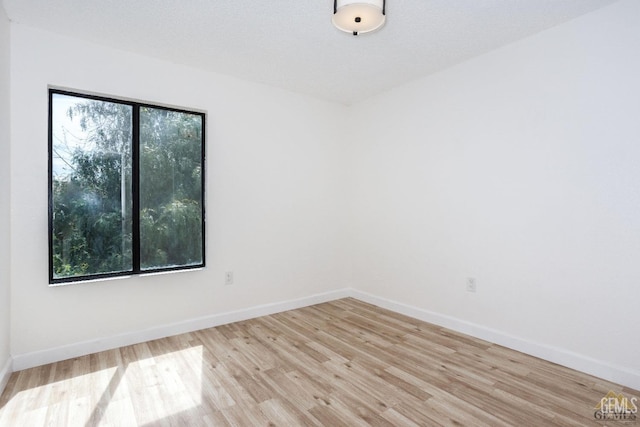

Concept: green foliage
[[140, 200, 203, 269], [139, 107, 203, 269], [52, 97, 203, 280]]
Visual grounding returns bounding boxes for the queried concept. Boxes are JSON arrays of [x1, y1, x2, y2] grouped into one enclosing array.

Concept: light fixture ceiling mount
[[332, 0, 386, 36]]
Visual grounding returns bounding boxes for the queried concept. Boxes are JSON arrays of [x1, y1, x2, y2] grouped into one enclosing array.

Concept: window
[[49, 89, 205, 284]]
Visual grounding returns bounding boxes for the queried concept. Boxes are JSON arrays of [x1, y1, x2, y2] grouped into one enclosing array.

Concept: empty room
[[0, 0, 639, 425]]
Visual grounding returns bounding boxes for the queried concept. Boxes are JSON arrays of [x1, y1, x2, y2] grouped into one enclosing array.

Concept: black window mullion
[[132, 106, 141, 274], [200, 114, 206, 269]]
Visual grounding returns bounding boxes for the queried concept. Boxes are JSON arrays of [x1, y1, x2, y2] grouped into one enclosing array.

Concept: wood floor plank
[[1, 297, 638, 426]]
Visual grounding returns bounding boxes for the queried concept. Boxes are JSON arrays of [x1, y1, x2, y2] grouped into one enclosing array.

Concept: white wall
[[350, 0, 640, 385], [9, 24, 351, 358], [0, 1, 12, 389], [6, 0, 640, 392]]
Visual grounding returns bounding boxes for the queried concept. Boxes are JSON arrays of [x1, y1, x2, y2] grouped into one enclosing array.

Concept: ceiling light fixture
[[332, 0, 386, 36]]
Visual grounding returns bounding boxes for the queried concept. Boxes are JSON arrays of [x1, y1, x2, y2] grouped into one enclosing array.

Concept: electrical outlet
[[466, 277, 476, 293], [225, 271, 234, 286]]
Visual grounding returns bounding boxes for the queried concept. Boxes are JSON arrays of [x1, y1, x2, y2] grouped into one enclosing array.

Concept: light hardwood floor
[[0, 298, 637, 426]]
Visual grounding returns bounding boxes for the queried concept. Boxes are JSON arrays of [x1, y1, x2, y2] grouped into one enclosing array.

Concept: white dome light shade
[[332, 0, 386, 36]]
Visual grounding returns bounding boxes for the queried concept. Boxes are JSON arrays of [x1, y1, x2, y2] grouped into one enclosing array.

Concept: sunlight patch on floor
[[127, 345, 204, 425], [0, 345, 205, 426], [0, 366, 118, 426]]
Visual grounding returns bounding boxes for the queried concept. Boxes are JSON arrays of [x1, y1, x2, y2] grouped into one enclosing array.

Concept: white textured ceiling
[[2, 0, 620, 105]]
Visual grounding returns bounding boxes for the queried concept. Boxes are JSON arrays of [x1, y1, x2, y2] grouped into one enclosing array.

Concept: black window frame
[[48, 88, 206, 285]]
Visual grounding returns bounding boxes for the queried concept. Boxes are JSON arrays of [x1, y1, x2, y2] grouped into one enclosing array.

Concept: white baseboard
[[0, 356, 12, 396], [350, 289, 640, 391], [9, 287, 640, 392], [12, 288, 351, 372]]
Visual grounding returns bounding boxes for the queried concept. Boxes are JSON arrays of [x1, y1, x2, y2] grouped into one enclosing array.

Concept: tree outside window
[[49, 90, 205, 284]]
